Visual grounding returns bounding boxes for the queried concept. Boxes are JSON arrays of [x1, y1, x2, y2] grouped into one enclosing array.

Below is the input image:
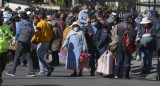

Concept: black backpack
[[120, 25, 136, 54], [18, 22, 33, 43]]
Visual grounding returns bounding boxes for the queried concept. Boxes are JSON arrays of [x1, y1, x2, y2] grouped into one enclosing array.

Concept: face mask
[[73, 27, 80, 32], [84, 9, 88, 12], [4, 18, 8, 22], [47, 21, 51, 24], [91, 21, 98, 26]]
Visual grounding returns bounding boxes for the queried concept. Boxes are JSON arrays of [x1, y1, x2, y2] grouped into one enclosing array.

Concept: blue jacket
[[15, 19, 34, 44], [78, 10, 89, 25]]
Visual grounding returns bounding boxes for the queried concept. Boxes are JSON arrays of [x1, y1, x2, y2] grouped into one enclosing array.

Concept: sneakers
[[36, 72, 45, 77], [136, 55, 141, 61], [26, 72, 35, 77], [47, 67, 54, 76], [6, 71, 15, 76], [114, 75, 119, 79]]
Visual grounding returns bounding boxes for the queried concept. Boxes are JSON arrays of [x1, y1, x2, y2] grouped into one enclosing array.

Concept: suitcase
[[96, 50, 114, 75]]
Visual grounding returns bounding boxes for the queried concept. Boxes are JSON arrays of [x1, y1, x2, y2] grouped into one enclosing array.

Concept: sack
[[9, 37, 18, 50], [18, 22, 33, 43], [79, 53, 91, 63], [96, 50, 114, 75], [123, 30, 135, 54], [141, 37, 155, 47]]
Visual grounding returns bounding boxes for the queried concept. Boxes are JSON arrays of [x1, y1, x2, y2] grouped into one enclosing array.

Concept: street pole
[[154, 0, 156, 11]]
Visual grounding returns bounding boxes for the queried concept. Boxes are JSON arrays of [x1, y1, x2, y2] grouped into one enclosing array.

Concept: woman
[[62, 22, 88, 76], [49, 20, 62, 65], [139, 17, 157, 76]]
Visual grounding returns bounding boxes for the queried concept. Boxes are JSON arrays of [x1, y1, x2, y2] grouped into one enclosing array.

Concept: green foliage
[[60, 0, 65, 6]]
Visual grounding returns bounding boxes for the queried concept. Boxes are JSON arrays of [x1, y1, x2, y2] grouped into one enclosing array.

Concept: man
[[0, 13, 13, 85], [31, 16, 40, 70], [6, 12, 35, 77], [114, 13, 136, 79], [85, 15, 109, 76], [31, 13, 54, 76], [54, 13, 65, 35], [78, 4, 89, 26], [150, 11, 159, 31], [129, 6, 138, 24]]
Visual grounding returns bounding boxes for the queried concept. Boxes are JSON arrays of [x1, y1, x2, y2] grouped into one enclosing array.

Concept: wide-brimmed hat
[[69, 21, 80, 27], [140, 17, 151, 24]]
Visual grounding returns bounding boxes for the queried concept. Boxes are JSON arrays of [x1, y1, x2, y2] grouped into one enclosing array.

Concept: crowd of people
[[0, 0, 160, 85]]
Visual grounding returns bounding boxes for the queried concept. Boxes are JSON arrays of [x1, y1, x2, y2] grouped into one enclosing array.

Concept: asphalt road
[[1, 58, 160, 86]]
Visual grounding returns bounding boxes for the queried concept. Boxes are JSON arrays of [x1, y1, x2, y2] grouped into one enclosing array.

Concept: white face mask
[[73, 27, 80, 32], [47, 21, 51, 24], [4, 18, 8, 22], [91, 21, 98, 26], [84, 9, 88, 12]]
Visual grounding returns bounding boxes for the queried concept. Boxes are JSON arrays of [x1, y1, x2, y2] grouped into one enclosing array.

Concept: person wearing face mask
[[3, 14, 16, 66], [139, 17, 157, 77], [84, 15, 109, 76], [78, 4, 89, 26], [0, 13, 13, 85], [61, 22, 88, 76]]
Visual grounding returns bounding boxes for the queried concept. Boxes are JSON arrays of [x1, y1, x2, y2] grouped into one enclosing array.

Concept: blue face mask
[[91, 21, 97, 26]]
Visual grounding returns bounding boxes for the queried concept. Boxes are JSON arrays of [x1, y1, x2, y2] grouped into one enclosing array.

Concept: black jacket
[[139, 25, 157, 50], [117, 22, 136, 44], [8, 22, 16, 36], [84, 22, 109, 49], [139, 25, 157, 38], [150, 15, 159, 30]]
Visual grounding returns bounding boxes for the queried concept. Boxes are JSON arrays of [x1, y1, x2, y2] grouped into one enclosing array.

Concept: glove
[[142, 34, 151, 38]]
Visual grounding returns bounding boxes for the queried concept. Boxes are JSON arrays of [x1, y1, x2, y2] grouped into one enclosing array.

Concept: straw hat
[[140, 17, 151, 24]]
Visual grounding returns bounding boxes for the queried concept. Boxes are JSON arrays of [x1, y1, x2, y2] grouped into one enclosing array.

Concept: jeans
[[51, 51, 59, 64], [37, 43, 52, 73], [114, 44, 132, 78], [141, 48, 153, 73], [11, 44, 34, 74], [0, 52, 7, 85]]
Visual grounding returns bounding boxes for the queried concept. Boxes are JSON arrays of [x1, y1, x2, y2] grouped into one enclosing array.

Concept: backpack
[[121, 26, 136, 54], [18, 22, 33, 43]]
